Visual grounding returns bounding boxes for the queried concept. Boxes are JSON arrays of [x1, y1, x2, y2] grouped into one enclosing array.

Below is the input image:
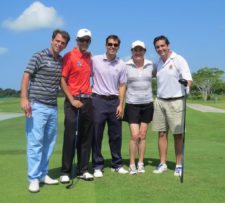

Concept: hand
[[21, 98, 32, 117], [116, 105, 123, 119], [71, 99, 84, 108]]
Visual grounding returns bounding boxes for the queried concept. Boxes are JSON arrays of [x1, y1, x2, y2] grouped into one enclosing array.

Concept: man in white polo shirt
[[152, 35, 192, 177]]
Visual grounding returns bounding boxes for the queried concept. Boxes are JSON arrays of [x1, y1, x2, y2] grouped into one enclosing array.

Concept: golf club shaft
[[66, 92, 81, 189], [181, 88, 187, 183]]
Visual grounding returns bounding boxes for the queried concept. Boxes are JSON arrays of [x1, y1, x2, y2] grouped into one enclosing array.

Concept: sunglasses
[[132, 48, 145, 52], [78, 38, 91, 43], [107, 43, 119, 48]]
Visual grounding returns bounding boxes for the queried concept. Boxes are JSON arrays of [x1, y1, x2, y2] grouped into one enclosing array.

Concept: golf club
[[66, 93, 81, 189], [179, 78, 188, 183]]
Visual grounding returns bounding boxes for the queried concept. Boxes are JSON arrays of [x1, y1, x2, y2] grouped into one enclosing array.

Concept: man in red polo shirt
[[59, 28, 94, 182]]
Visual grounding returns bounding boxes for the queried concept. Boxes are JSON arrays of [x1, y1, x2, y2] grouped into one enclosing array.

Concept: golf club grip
[[179, 79, 188, 87]]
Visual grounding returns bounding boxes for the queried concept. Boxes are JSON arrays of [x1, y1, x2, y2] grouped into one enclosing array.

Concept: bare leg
[[129, 124, 139, 165], [174, 134, 182, 165], [138, 122, 148, 164], [158, 131, 168, 164]]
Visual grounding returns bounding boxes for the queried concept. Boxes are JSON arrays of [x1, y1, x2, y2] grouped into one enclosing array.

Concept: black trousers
[[61, 98, 93, 175], [92, 96, 123, 170]]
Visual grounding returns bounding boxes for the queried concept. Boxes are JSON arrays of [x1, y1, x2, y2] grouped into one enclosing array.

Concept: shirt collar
[[158, 51, 177, 64], [44, 48, 61, 61], [103, 53, 119, 62], [72, 47, 90, 58], [126, 58, 152, 68]]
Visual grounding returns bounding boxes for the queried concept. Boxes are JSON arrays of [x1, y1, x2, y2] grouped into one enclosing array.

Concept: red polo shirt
[[62, 48, 92, 96]]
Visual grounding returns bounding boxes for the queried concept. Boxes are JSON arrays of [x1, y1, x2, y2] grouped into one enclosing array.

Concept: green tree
[[192, 67, 225, 100]]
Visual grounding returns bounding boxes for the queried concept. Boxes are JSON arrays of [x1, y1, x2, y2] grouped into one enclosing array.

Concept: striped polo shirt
[[125, 59, 154, 104], [25, 49, 62, 106]]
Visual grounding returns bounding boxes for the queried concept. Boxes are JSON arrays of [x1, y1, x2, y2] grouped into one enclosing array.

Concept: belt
[[158, 96, 184, 101], [92, 93, 118, 100], [73, 94, 92, 99]]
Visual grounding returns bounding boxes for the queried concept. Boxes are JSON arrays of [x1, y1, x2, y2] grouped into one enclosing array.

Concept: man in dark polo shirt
[[59, 28, 94, 182], [20, 29, 70, 193]]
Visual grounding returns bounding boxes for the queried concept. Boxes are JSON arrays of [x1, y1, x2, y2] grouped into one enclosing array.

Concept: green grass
[[0, 98, 225, 203], [0, 97, 21, 112]]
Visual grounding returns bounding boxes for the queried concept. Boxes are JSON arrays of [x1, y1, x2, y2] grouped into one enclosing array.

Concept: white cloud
[[0, 47, 8, 55], [2, 1, 64, 31]]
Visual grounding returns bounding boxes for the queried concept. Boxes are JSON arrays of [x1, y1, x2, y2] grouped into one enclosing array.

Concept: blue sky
[[0, 0, 225, 90]]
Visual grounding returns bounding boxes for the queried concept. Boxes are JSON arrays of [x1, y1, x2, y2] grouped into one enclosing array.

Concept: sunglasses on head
[[107, 43, 119, 48], [78, 38, 91, 43]]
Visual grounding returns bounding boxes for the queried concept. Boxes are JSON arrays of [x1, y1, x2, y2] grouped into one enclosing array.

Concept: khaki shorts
[[152, 98, 184, 134]]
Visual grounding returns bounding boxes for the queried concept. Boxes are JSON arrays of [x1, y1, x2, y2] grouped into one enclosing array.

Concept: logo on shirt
[[169, 64, 173, 69], [77, 61, 82, 67]]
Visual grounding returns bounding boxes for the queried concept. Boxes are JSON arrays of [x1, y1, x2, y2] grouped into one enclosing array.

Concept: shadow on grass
[[48, 158, 176, 178]]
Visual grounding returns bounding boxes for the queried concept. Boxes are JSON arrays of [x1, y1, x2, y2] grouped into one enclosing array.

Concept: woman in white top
[[123, 40, 154, 174]]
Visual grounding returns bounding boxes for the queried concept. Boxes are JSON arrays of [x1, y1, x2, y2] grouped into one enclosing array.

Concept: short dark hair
[[153, 35, 170, 46], [52, 29, 70, 45], [106, 35, 121, 46]]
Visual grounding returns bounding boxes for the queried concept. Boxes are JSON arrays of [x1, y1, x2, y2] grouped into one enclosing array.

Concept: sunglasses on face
[[107, 43, 119, 48], [78, 38, 91, 43], [132, 48, 145, 52]]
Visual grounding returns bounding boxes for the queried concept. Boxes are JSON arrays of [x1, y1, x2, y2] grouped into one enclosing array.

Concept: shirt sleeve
[[177, 56, 192, 81], [119, 61, 127, 84], [24, 52, 41, 75], [62, 53, 72, 78]]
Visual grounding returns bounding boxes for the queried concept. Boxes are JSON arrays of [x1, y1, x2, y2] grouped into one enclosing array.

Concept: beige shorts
[[152, 98, 184, 134]]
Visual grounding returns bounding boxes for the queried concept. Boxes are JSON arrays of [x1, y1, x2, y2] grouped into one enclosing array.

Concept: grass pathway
[[0, 112, 23, 121], [187, 103, 225, 113]]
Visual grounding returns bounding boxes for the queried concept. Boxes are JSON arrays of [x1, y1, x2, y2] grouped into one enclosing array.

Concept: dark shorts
[[123, 102, 154, 124]]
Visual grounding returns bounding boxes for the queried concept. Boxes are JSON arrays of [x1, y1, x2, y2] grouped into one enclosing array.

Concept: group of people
[[20, 28, 192, 193]]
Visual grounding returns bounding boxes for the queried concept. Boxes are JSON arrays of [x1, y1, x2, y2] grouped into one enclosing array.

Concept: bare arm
[[116, 83, 126, 119], [60, 77, 83, 108], [20, 72, 32, 117], [187, 80, 192, 88]]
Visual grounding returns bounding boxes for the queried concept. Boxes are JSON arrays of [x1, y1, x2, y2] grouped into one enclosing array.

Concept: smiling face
[[106, 38, 119, 59], [77, 36, 91, 53], [50, 33, 68, 56], [154, 39, 171, 61], [132, 46, 146, 62]]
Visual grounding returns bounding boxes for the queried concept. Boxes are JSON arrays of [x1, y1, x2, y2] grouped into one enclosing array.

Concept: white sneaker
[[129, 165, 137, 175], [174, 166, 182, 177], [111, 167, 128, 174], [59, 175, 70, 183], [94, 169, 103, 178], [40, 175, 59, 185], [153, 163, 167, 174], [77, 172, 94, 181], [28, 179, 40, 193], [137, 163, 145, 173]]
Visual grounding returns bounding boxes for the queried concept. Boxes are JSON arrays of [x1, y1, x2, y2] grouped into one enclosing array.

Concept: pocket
[[170, 100, 183, 112]]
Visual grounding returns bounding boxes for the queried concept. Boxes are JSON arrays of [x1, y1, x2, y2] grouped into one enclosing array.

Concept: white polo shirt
[[125, 59, 154, 104], [156, 51, 192, 98]]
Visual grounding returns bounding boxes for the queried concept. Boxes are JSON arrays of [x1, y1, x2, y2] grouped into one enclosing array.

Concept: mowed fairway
[[0, 98, 225, 203]]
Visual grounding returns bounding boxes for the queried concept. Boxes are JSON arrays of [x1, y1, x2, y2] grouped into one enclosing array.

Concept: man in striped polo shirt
[[20, 29, 70, 193]]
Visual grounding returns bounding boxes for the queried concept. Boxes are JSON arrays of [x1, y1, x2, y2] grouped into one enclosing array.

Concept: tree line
[[1, 67, 224, 100], [191, 67, 225, 100]]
